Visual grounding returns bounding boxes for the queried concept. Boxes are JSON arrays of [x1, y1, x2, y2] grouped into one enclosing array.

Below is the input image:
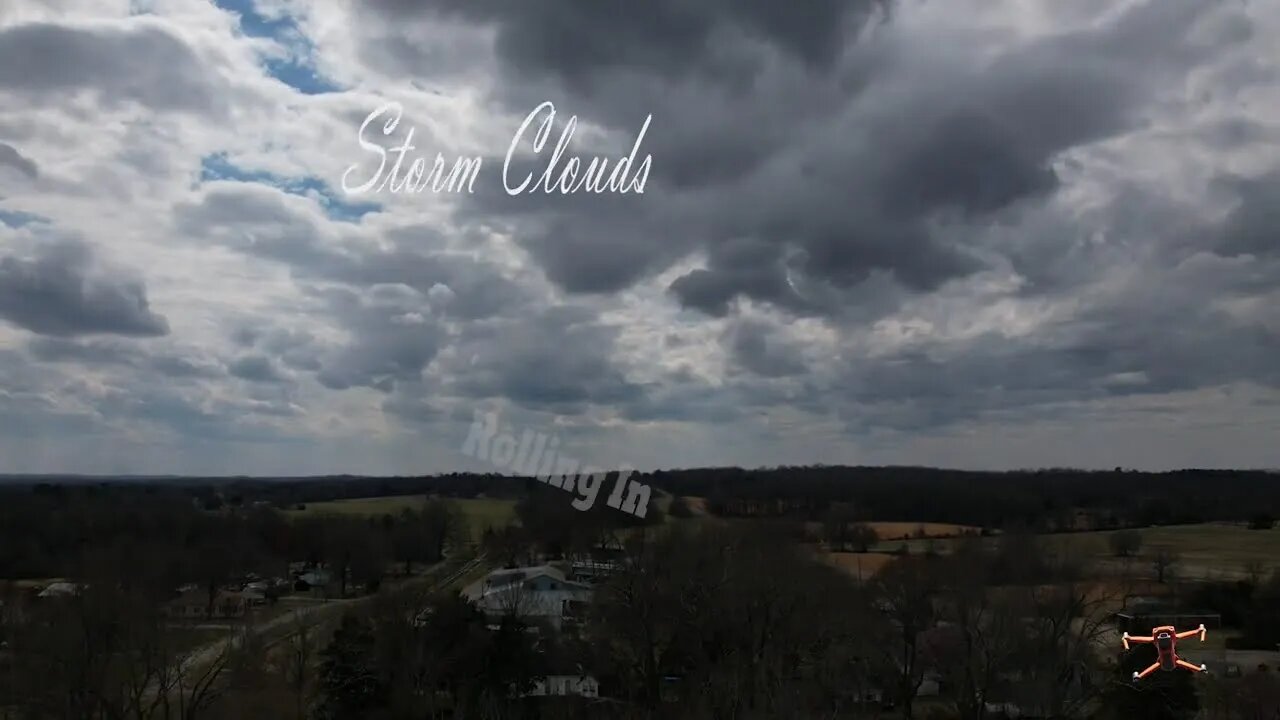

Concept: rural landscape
[[3, 0, 1280, 718], [1, 467, 1278, 719]]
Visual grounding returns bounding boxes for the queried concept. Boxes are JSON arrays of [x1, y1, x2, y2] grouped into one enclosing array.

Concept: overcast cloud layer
[[1, 0, 1278, 475]]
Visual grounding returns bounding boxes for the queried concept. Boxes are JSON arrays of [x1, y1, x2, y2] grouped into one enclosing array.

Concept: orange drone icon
[[1122, 624, 1208, 681]]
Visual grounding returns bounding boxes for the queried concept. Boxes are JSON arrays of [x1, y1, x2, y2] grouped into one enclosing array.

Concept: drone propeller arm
[[1176, 625, 1207, 641], [1123, 633, 1153, 650], [1133, 662, 1161, 681], [1175, 659, 1207, 673]]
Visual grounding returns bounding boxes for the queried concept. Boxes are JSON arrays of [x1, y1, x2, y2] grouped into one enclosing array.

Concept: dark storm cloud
[[309, 286, 444, 393], [0, 349, 100, 439], [381, 381, 440, 425], [28, 337, 222, 378], [442, 305, 644, 412], [422, 0, 1221, 320], [831, 251, 1280, 433], [229, 323, 322, 372], [365, 0, 886, 83], [176, 185, 532, 320], [1213, 172, 1280, 259], [0, 241, 170, 338], [28, 337, 136, 366], [619, 382, 742, 424], [228, 354, 285, 383], [0, 143, 38, 179], [0, 346, 251, 445], [0, 19, 224, 114], [201, 0, 1268, 445], [178, 183, 651, 413], [92, 384, 286, 443], [657, 0, 1209, 317], [724, 319, 807, 378]]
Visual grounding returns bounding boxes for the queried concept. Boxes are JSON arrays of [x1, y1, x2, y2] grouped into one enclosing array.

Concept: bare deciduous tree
[[871, 556, 939, 720], [1152, 547, 1180, 584], [1108, 530, 1142, 558], [282, 612, 317, 720]]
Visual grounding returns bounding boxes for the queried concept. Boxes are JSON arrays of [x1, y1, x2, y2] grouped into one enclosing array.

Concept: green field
[[877, 523, 1280, 581], [287, 496, 517, 540], [1061, 524, 1280, 580]]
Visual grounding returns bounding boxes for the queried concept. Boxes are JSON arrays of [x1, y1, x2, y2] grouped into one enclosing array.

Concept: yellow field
[[286, 496, 517, 540]]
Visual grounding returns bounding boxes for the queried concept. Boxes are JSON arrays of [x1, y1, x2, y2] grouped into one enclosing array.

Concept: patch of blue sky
[[213, 0, 342, 95], [201, 154, 380, 222], [0, 209, 47, 229]]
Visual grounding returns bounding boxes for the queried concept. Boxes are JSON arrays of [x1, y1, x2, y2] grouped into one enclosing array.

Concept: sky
[[0, 0, 1278, 476]]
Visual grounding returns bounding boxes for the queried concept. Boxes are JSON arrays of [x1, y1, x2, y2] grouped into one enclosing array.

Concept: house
[[525, 675, 600, 699], [569, 559, 620, 584], [37, 582, 82, 599], [295, 569, 332, 592], [466, 565, 593, 631]]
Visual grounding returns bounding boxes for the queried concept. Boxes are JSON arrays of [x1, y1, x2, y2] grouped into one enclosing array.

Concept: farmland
[[286, 496, 517, 540], [864, 521, 980, 540], [823, 551, 899, 579], [849, 522, 1280, 581], [1058, 524, 1280, 580]]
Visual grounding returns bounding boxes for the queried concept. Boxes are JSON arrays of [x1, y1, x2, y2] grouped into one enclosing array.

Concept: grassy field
[[821, 522, 1280, 583], [867, 522, 1280, 581], [287, 496, 517, 540], [1052, 524, 1280, 581]]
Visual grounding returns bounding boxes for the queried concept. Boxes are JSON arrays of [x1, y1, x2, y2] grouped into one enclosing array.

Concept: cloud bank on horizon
[[0, 0, 1278, 475]]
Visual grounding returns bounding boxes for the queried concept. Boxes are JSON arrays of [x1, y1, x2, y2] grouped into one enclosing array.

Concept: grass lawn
[[286, 496, 517, 540]]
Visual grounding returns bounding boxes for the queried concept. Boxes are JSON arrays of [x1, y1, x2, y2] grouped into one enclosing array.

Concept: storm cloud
[[0, 241, 170, 338], [0, 0, 1277, 473]]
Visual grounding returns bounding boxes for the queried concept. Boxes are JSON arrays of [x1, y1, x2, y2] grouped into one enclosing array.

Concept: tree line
[[644, 466, 1280, 530]]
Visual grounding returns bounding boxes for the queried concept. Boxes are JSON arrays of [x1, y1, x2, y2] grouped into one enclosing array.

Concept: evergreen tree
[[315, 613, 384, 719]]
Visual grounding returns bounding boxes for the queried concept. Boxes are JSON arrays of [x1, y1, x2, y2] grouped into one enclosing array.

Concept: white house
[[466, 565, 593, 630], [569, 559, 620, 584], [37, 582, 82, 599], [525, 675, 600, 699]]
